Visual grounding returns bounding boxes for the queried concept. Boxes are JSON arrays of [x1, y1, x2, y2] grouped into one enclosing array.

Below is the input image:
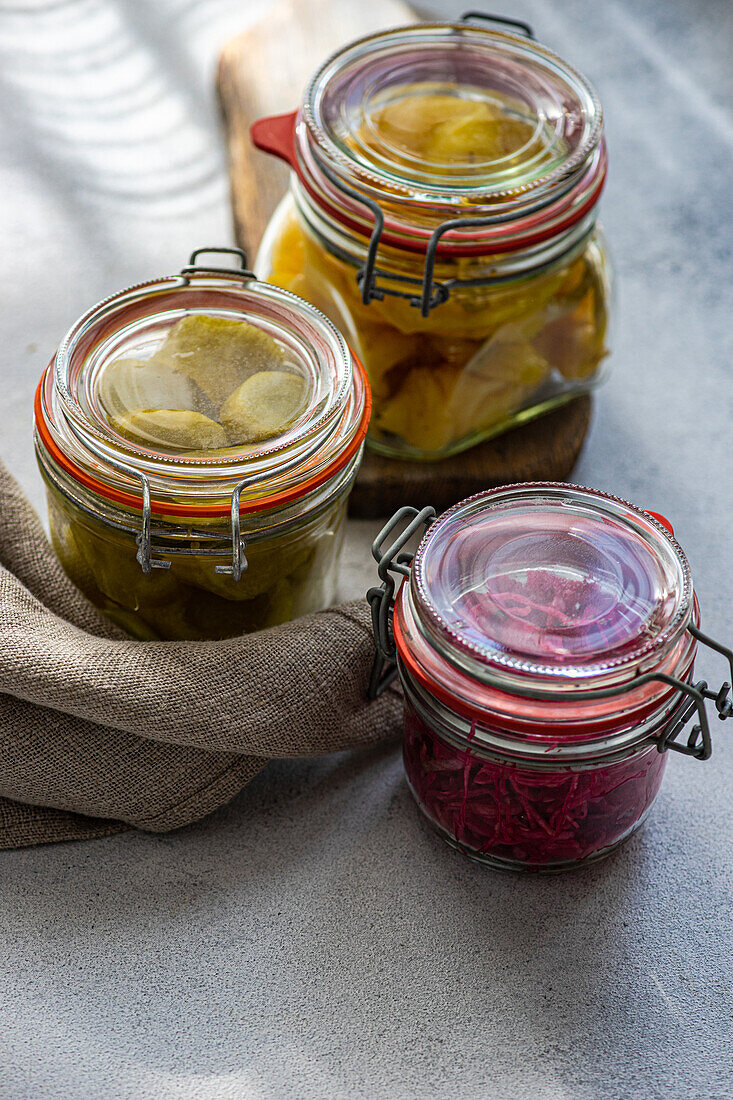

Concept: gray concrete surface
[[1, 1, 732, 1097]]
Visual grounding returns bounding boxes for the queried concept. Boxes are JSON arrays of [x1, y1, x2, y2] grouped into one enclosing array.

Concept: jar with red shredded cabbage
[[369, 484, 733, 872], [402, 683, 668, 871]]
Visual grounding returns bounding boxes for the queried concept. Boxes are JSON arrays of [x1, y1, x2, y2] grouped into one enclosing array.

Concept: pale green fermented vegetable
[[220, 371, 307, 444], [152, 313, 289, 406], [100, 314, 309, 453], [46, 481, 347, 640], [110, 409, 228, 451]]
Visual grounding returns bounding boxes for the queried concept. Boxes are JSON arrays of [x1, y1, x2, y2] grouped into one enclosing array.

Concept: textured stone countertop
[[1, 1, 732, 1097]]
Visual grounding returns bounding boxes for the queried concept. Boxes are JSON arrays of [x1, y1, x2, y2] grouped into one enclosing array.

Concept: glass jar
[[368, 484, 733, 872], [34, 248, 370, 640], [252, 16, 612, 461]]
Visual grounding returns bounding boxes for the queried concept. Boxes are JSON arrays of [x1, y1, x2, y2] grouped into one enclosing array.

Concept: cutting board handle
[[250, 110, 298, 169]]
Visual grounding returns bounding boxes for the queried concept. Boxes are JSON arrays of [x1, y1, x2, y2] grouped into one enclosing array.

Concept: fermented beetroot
[[403, 702, 667, 869]]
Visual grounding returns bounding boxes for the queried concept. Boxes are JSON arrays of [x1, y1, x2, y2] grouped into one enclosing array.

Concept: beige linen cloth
[[0, 460, 401, 849]]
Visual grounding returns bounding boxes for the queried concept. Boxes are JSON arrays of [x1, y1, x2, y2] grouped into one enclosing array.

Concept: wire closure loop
[[179, 246, 257, 283], [119, 389, 337, 577], [214, 482, 249, 581], [367, 506, 733, 759], [128, 430, 332, 577], [458, 11, 535, 38], [367, 506, 436, 698], [272, 11, 606, 317], [129, 471, 256, 578], [136, 475, 171, 574], [320, 157, 528, 319]]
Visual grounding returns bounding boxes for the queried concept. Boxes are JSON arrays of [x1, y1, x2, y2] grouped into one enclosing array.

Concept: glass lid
[[82, 302, 322, 458], [304, 22, 603, 208], [38, 265, 369, 513], [409, 484, 693, 686]]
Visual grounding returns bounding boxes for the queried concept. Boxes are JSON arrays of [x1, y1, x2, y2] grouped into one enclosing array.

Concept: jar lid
[[304, 22, 603, 210], [252, 19, 605, 262], [398, 484, 694, 701], [35, 253, 370, 519]]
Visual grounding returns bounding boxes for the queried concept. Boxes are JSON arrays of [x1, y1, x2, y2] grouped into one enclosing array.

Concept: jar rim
[[280, 21, 606, 259], [303, 23, 603, 206], [35, 269, 371, 519], [292, 128, 607, 261], [395, 599, 699, 746]]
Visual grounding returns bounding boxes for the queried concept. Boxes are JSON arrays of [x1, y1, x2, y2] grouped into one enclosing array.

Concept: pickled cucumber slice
[[136, 581, 294, 640], [100, 605, 161, 640], [110, 409, 228, 451], [47, 495, 106, 604], [176, 533, 314, 602], [44, 470, 348, 640], [220, 371, 307, 445], [366, 93, 535, 168], [153, 315, 288, 407], [98, 357, 203, 419], [71, 521, 179, 609]]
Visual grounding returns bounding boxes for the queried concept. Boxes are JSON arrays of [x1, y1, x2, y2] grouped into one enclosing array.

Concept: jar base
[[411, 796, 652, 875], [366, 389, 594, 463]]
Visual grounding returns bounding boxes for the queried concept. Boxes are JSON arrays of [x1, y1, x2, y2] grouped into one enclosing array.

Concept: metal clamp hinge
[[356, 266, 451, 315], [364, 506, 733, 761], [135, 476, 171, 574], [319, 159, 549, 317], [134, 475, 249, 581], [655, 624, 733, 760], [214, 481, 249, 581], [458, 11, 535, 39], [313, 15, 544, 318], [366, 506, 436, 699]]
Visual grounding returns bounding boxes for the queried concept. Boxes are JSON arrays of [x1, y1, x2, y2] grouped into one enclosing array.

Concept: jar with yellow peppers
[[252, 14, 612, 461], [34, 249, 370, 640]]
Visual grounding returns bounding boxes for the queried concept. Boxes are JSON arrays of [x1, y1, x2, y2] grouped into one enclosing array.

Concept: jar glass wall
[[402, 677, 667, 872], [258, 192, 612, 460], [253, 21, 612, 460], [35, 254, 370, 640], [368, 484, 733, 872], [40, 453, 352, 641]]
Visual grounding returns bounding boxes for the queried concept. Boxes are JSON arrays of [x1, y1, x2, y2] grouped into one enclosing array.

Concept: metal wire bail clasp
[[180, 246, 257, 282], [214, 481, 249, 581], [135, 475, 250, 580], [367, 506, 436, 699], [135, 473, 171, 575], [654, 624, 733, 760], [458, 11, 535, 38]]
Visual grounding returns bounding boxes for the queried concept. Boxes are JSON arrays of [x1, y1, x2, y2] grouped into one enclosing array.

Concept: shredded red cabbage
[[403, 703, 667, 869], [443, 519, 670, 666]]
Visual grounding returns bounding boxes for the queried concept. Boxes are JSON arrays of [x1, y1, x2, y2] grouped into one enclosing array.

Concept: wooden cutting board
[[217, 0, 592, 517]]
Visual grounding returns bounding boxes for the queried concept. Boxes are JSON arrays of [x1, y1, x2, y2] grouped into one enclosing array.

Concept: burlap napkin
[[0, 460, 401, 849]]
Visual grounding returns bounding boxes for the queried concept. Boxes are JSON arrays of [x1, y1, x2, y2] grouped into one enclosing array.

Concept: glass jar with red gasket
[[368, 484, 733, 872], [252, 13, 612, 461], [34, 248, 370, 640]]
